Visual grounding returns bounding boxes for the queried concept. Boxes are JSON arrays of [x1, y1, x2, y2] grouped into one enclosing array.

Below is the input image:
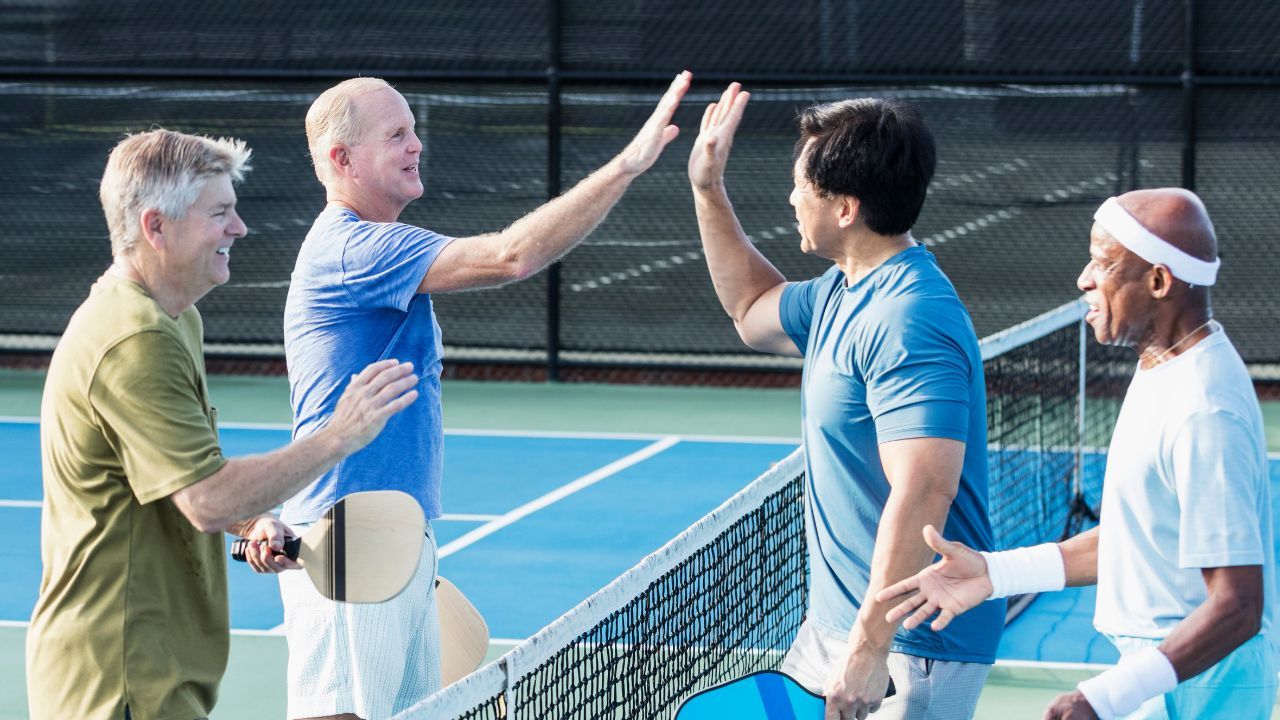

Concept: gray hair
[[99, 129, 252, 257]]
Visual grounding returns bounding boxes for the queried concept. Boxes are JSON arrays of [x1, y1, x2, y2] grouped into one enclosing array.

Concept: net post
[[502, 655, 517, 718], [1075, 312, 1087, 502]]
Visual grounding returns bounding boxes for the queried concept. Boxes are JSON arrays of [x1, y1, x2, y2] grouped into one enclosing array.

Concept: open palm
[[688, 83, 750, 192], [876, 525, 993, 632]]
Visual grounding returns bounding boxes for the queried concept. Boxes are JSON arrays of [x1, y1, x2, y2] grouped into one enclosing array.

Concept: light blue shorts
[[279, 522, 441, 720], [1109, 634, 1277, 720]]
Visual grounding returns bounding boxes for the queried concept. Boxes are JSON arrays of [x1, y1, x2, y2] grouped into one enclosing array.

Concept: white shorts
[[279, 523, 441, 720], [781, 619, 990, 720]]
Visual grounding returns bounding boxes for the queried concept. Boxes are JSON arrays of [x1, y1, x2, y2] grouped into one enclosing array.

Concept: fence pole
[[1181, 0, 1197, 191], [545, 0, 563, 381]]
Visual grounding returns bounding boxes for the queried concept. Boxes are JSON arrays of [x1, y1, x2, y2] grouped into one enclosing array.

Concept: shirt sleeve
[[90, 331, 227, 505], [864, 299, 973, 443], [342, 221, 454, 311], [779, 274, 829, 355], [1171, 409, 1268, 568]]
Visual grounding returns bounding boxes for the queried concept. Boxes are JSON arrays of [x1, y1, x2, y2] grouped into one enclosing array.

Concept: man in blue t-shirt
[[687, 85, 1003, 719], [281, 73, 691, 719]]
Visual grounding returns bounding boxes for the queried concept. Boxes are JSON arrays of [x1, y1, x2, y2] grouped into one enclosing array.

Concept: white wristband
[[1077, 646, 1178, 719], [978, 543, 1065, 599]]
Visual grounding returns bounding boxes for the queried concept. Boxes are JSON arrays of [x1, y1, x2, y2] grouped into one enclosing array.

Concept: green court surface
[[2, 368, 1278, 719]]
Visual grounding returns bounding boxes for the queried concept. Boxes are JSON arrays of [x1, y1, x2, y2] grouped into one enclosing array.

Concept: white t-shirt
[[1094, 331, 1274, 641]]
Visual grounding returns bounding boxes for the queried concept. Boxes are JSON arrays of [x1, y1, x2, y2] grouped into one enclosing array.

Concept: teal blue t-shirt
[[780, 245, 1004, 663]]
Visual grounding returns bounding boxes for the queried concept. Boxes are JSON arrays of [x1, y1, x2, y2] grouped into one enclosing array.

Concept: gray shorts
[[781, 619, 990, 720]]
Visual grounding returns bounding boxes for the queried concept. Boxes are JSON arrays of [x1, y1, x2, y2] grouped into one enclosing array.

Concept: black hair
[[796, 97, 936, 235]]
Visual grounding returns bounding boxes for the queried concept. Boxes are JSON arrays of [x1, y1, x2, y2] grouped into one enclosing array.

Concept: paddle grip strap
[[978, 543, 1065, 599], [229, 536, 302, 562], [1077, 646, 1178, 719]]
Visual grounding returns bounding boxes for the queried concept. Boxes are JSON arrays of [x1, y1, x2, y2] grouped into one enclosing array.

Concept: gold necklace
[[1146, 318, 1219, 366]]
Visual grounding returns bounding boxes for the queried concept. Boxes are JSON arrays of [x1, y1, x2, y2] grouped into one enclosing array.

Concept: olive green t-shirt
[[28, 274, 229, 720]]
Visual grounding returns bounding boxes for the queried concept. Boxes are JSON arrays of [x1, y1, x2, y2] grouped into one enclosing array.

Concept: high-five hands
[[688, 82, 751, 192], [875, 525, 993, 632], [617, 70, 693, 175]]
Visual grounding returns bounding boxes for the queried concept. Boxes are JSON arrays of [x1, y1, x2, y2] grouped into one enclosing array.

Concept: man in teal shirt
[[687, 86, 1003, 719]]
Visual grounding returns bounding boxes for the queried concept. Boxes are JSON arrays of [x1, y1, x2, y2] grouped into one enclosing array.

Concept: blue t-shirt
[[779, 245, 1004, 663], [282, 206, 454, 524]]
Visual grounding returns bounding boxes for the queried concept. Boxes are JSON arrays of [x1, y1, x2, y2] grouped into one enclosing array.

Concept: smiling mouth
[[216, 248, 231, 256]]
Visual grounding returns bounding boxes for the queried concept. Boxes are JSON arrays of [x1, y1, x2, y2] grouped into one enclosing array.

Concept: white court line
[[438, 513, 500, 522], [0, 416, 799, 445], [265, 437, 682, 633], [0, 501, 501, 524], [2, 620, 290, 637], [437, 436, 680, 559], [444, 427, 798, 445]]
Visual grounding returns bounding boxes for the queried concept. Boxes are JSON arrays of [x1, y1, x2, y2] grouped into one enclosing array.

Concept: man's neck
[[834, 231, 917, 286], [326, 187, 403, 224], [1135, 306, 1216, 370], [108, 258, 195, 319]]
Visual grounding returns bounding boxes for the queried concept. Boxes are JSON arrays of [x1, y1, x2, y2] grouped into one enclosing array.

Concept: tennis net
[[394, 297, 1132, 719]]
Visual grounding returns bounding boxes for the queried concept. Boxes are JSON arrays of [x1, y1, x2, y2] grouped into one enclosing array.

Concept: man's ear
[[1149, 264, 1175, 299], [139, 208, 166, 251], [836, 194, 860, 229], [329, 144, 355, 178]]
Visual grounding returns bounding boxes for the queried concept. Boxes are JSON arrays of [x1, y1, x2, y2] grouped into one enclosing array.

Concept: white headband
[[1093, 197, 1219, 286]]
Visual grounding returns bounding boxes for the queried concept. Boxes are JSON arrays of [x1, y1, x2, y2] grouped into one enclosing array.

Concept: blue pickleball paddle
[[674, 670, 896, 720]]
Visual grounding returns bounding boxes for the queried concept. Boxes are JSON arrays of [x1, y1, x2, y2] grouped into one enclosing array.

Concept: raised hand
[[616, 70, 692, 175], [688, 82, 751, 192], [875, 525, 993, 632], [329, 359, 419, 455]]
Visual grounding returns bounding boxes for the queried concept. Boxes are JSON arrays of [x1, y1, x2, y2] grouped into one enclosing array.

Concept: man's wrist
[[852, 609, 895, 656], [979, 542, 1066, 599], [1076, 647, 1178, 719]]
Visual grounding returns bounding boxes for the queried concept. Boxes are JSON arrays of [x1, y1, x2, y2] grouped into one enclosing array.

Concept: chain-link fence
[[2, 1, 1276, 376]]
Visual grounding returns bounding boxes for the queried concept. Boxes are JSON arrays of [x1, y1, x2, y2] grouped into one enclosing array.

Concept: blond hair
[[305, 77, 395, 182], [99, 129, 252, 257]]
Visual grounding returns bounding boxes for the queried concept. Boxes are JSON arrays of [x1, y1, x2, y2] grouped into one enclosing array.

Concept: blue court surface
[[5, 417, 1278, 667], [0, 419, 799, 642]]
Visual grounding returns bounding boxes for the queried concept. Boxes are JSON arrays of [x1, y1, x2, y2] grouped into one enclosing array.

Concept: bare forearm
[[1059, 526, 1099, 586], [494, 157, 637, 278], [1159, 566, 1263, 682], [178, 429, 345, 532], [855, 486, 957, 650], [693, 187, 786, 322]]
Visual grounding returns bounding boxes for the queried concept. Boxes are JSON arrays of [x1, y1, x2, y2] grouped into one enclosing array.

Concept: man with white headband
[[875, 188, 1275, 719]]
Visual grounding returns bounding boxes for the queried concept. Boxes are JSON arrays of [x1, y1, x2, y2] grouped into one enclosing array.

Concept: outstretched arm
[[420, 71, 692, 294], [688, 83, 796, 356], [171, 359, 419, 533], [876, 526, 1099, 632]]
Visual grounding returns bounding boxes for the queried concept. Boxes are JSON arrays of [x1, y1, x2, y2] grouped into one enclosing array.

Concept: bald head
[[1113, 188, 1217, 263], [306, 77, 397, 183]]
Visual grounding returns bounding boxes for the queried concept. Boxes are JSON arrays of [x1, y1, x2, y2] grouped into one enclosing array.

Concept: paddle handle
[[230, 536, 302, 562]]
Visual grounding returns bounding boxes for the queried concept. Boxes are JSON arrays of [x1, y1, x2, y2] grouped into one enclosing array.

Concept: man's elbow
[[1231, 594, 1264, 639], [171, 486, 232, 534], [493, 241, 544, 283]]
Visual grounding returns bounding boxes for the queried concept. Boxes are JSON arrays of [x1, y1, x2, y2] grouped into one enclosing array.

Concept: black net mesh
[[454, 473, 807, 720], [984, 325, 1080, 551]]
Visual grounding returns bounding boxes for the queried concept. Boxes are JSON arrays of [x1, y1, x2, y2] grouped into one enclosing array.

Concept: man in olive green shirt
[[28, 129, 420, 720]]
